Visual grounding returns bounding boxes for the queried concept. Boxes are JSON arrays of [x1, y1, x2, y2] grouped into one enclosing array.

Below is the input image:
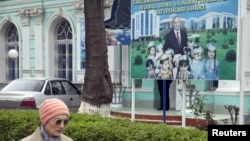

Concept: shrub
[[222, 43, 229, 49], [134, 55, 143, 65], [0, 110, 208, 141], [225, 49, 236, 62], [210, 39, 217, 43], [140, 48, 146, 54], [194, 37, 199, 43], [228, 38, 234, 45]]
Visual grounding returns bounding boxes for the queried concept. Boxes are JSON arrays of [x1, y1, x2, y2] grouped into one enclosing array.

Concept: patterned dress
[[157, 70, 172, 79], [190, 60, 205, 79], [203, 59, 219, 80]]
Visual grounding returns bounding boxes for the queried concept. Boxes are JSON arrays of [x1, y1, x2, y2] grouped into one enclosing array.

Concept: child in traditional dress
[[190, 46, 205, 79], [155, 44, 164, 74], [176, 55, 191, 79], [203, 42, 219, 80], [157, 54, 172, 79], [147, 41, 156, 62], [144, 59, 157, 79], [172, 54, 182, 79], [165, 47, 174, 72]]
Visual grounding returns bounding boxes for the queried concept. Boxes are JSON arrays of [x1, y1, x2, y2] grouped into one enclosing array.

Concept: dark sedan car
[[0, 77, 82, 110]]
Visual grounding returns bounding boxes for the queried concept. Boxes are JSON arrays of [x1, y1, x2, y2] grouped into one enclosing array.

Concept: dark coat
[[164, 29, 188, 55]]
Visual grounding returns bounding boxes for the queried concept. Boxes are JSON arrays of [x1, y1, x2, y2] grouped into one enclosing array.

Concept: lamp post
[[8, 49, 18, 80]]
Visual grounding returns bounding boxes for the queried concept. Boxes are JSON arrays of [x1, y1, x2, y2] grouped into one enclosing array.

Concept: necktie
[[176, 32, 181, 47]]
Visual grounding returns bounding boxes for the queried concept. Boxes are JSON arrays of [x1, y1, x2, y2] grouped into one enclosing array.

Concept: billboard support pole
[[182, 80, 186, 127], [131, 78, 135, 121], [162, 80, 167, 123], [119, 44, 122, 84], [239, 11, 249, 124]]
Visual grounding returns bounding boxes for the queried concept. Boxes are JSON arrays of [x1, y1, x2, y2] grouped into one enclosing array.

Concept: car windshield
[[2, 79, 45, 92]]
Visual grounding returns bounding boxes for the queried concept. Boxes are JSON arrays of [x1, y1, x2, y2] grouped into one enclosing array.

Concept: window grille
[[55, 20, 73, 81], [6, 24, 19, 81]]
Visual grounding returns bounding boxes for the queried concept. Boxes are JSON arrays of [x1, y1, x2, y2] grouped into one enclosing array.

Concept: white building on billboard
[[131, 10, 160, 41], [159, 12, 237, 31]]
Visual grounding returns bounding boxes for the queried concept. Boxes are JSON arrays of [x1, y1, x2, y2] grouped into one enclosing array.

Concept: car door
[[32, 80, 56, 108], [61, 80, 82, 109], [49, 80, 72, 107]]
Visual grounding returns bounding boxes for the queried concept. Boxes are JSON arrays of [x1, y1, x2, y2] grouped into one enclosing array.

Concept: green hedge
[[0, 110, 207, 141]]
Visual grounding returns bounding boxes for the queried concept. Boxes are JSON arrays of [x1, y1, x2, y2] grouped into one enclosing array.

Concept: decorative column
[[33, 8, 44, 75], [18, 7, 44, 77], [18, 9, 31, 75], [73, 3, 85, 82]]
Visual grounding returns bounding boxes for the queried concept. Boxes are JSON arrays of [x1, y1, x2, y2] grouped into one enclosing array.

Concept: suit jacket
[[20, 128, 73, 141], [164, 29, 188, 55]]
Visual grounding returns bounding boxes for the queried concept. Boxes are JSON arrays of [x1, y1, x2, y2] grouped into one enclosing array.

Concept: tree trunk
[[78, 0, 113, 116]]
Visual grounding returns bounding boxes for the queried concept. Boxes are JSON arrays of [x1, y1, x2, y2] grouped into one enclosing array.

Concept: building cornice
[[18, 7, 44, 25], [18, 7, 44, 17], [72, 3, 84, 20]]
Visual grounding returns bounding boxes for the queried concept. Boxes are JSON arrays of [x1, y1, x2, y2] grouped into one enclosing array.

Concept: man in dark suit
[[157, 80, 172, 110], [163, 16, 188, 55]]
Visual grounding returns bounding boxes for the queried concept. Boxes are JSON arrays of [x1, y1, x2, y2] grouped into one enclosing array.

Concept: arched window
[[6, 24, 19, 81], [55, 20, 73, 81]]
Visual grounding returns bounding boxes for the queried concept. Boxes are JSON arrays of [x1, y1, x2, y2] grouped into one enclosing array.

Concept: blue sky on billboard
[[131, 0, 238, 20]]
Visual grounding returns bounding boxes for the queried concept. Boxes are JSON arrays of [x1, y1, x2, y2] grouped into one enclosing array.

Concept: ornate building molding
[[18, 7, 44, 17], [73, 3, 84, 20], [56, 8, 63, 17], [73, 3, 84, 11], [18, 7, 44, 26]]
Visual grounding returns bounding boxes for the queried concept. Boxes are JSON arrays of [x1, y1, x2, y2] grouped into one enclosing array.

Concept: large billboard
[[131, 0, 238, 80]]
